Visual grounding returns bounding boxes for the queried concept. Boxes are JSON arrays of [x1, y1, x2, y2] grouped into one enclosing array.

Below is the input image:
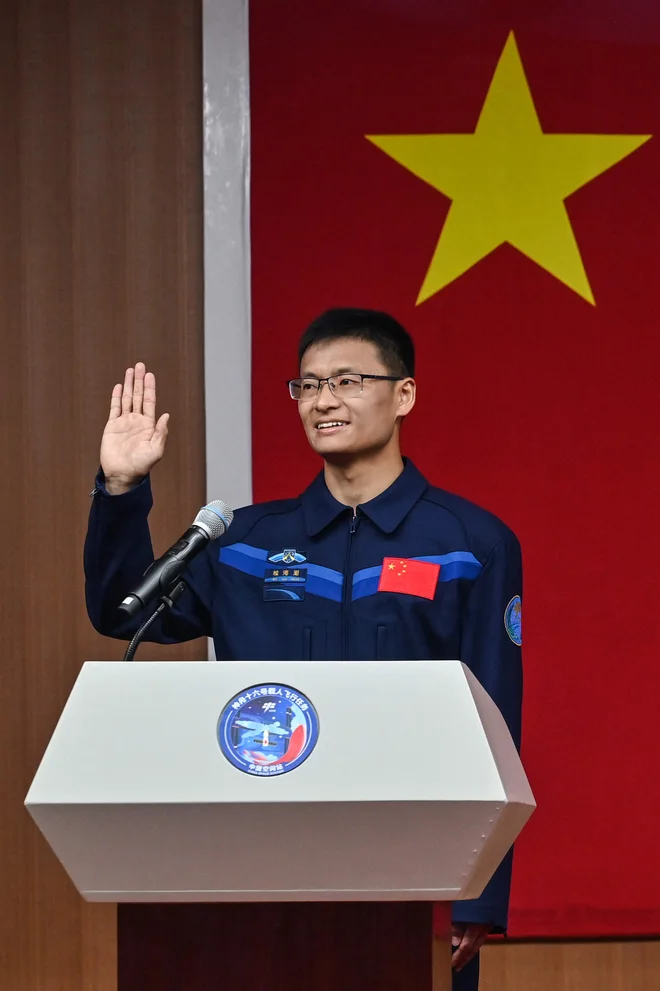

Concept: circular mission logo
[[504, 594, 522, 646], [217, 684, 319, 777]]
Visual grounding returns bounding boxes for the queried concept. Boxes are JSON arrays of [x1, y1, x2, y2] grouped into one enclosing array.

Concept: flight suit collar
[[301, 458, 429, 536]]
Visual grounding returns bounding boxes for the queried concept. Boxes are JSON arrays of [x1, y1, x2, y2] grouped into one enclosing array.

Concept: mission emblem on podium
[[218, 684, 320, 777]]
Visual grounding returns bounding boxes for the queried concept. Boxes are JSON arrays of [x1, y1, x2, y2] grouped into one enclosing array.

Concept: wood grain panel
[[117, 903, 438, 991], [481, 940, 660, 991], [0, 0, 204, 988]]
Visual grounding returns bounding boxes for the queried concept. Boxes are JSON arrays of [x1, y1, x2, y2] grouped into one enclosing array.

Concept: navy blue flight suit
[[85, 458, 523, 990]]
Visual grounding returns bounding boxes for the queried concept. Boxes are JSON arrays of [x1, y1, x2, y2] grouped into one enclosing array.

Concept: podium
[[25, 660, 535, 990]]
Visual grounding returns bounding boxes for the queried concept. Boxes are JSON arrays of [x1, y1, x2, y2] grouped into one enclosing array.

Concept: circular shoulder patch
[[504, 595, 522, 646], [217, 684, 319, 777]]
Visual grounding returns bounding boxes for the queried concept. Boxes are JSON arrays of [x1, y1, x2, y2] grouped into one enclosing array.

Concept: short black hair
[[298, 308, 415, 377]]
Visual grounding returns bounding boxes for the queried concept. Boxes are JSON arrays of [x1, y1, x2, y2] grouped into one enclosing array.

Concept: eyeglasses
[[288, 373, 404, 401]]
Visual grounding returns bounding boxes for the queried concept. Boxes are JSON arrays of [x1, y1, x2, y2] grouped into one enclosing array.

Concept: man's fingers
[[451, 933, 470, 971], [154, 412, 169, 434], [451, 930, 489, 972], [451, 934, 474, 972], [121, 367, 134, 414], [132, 362, 146, 415], [108, 383, 122, 420], [152, 412, 170, 451], [142, 371, 157, 423]]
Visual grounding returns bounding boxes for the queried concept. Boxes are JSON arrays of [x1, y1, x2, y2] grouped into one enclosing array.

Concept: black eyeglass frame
[[287, 373, 404, 400]]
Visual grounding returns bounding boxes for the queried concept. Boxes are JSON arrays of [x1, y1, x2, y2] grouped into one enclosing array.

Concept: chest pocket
[[373, 623, 406, 661], [264, 611, 328, 661], [298, 619, 328, 660], [374, 623, 428, 661]]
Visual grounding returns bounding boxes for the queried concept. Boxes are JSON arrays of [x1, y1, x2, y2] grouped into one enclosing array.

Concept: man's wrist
[[103, 475, 144, 496]]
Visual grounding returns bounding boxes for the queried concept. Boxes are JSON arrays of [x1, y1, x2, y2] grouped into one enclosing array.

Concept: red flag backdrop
[[249, 0, 660, 937]]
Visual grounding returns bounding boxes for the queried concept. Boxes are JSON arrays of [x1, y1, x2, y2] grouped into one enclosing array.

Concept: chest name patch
[[263, 567, 307, 602]]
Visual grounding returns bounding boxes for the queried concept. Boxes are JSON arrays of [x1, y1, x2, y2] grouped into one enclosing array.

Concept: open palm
[[100, 363, 169, 484]]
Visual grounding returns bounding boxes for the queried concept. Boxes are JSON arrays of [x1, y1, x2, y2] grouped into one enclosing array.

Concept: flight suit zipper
[[342, 512, 359, 659]]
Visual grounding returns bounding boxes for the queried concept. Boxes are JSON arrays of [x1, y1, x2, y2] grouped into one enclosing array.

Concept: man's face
[[296, 338, 415, 459]]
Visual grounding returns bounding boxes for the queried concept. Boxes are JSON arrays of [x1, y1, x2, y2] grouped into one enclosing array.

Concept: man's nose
[[314, 381, 340, 409]]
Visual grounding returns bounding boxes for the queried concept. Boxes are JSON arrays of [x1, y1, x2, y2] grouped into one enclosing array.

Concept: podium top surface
[[26, 660, 530, 807], [25, 659, 535, 903]]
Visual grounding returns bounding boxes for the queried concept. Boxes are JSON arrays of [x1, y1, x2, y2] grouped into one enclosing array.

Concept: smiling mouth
[[315, 421, 349, 430]]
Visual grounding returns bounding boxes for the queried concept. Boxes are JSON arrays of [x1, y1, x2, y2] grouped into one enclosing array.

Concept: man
[[85, 308, 523, 991]]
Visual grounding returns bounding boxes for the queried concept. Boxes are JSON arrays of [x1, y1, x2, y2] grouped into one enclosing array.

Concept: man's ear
[[397, 377, 416, 420]]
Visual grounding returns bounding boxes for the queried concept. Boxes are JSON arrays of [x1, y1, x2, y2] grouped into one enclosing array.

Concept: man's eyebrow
[[300, 366, 359, 377]]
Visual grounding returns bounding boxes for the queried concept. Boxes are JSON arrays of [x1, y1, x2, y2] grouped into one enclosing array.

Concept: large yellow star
[[366, 32, 651, 305]]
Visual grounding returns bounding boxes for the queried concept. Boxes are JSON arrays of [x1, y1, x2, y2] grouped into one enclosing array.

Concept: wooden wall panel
[[0, 0, 204, 988], [481, 940, 660, 990]]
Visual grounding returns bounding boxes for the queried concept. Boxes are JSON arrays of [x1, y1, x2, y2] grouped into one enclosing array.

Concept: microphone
[[117, 499, 233, 618]]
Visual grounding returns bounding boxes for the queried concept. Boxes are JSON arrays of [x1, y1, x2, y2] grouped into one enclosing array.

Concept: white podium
[[26, 660, 535, 991]]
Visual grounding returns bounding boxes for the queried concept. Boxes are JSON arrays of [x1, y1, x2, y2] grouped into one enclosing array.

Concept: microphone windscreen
[[193, 500, 234, 539]]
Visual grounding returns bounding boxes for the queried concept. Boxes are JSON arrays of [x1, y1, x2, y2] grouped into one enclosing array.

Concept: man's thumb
[[154, 412, 170, 442]]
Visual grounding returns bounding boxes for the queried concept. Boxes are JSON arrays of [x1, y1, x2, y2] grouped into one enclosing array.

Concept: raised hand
[[100, 363, 170, 495]]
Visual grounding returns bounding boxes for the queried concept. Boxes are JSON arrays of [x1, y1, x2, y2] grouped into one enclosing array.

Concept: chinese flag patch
[[378, 558, 440, 599]]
